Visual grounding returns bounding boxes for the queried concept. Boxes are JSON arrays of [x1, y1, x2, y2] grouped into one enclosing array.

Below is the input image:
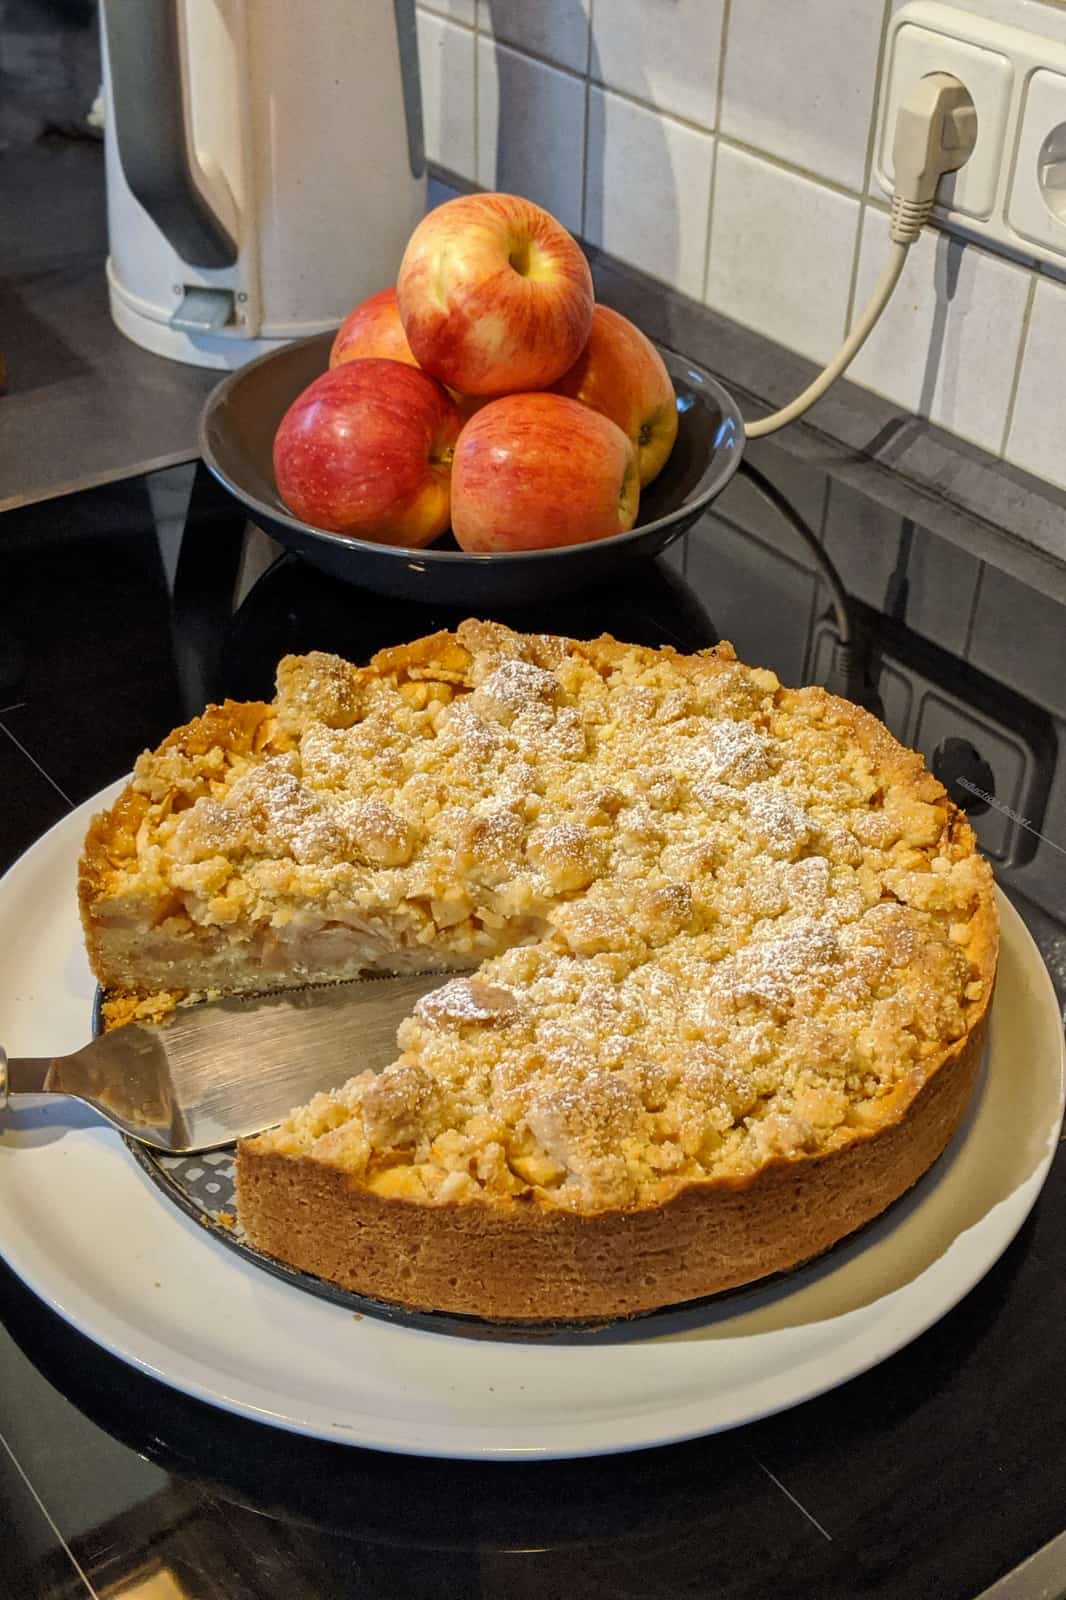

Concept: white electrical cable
[[745, 241, 911, 439], [742, 73, 977, 440]]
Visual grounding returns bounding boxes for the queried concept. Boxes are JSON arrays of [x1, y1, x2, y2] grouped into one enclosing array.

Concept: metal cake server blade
[[0, 973, 449, 1154]]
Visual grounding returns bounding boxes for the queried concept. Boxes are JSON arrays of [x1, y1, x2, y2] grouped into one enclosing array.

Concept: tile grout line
[[713, 0, 733, 140], [473, 23, 587, 86], [753, 1456, 834, 1543], [416, 0, 475, 31], [800, 590, 819, 686], [470, 0, 479, 186], [581, 0, 595, 237], [998, 273, 1039, 459], [862, 0, 895, 199], [0, 1431, 101, 1599], [580, 76, 592, 237], [962, 559, 987, 660], [702, 0, 734, 303], [702, 140, 721, 307], [0, 722, 75, 807], [817, 475, 833, 545], [845, 0, 894, 334], [711, 130, 863, 201]]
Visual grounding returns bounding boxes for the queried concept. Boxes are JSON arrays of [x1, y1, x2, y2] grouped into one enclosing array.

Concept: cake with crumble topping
[[79, 622, 997, 1320]]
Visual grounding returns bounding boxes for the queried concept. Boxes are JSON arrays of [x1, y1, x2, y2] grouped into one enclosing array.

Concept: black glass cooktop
[[2, 436, 1065, 1600]]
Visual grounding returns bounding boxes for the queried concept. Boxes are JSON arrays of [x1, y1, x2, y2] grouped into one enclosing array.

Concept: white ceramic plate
[[1, 787, 1062, 1461]]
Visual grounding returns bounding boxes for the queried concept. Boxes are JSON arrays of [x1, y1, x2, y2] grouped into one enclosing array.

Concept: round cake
[[79, 622, 997, 1321]]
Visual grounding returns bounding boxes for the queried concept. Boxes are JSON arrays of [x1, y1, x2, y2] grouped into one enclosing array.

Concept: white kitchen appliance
[[99, 0, 426, 369]]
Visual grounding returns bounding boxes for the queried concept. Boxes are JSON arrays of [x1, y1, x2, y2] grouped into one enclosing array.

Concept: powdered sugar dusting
[[416, 977, 521, 1027], [706, 917, 843, 1013], [476, 659, 559, 713], [229, 758, 341, 864], [676, 719, 775, 785], [743, 783, 813, 858]]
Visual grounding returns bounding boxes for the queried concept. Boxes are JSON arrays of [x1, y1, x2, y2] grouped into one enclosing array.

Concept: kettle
[[99, 0, 425, 369]]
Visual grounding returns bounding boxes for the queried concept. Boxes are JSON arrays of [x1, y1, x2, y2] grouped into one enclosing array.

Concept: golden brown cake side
[[235, 998, 989, 1320]]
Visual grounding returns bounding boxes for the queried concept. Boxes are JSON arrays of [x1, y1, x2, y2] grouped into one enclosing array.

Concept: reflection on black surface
[[734, 462, 882, 718], [0, 1222, 1041, 1600], [216, 550, 721, 708]]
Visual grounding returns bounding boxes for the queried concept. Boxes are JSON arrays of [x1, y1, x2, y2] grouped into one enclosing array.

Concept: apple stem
[[508, 240, 531, 277]]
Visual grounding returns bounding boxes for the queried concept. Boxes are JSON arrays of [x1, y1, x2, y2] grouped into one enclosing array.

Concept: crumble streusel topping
[[107, 622, 993, 1210]]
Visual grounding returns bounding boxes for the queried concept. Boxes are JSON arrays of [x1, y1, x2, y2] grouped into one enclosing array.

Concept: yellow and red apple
[[329, 287, 418, 370], [273, 359, 461, 548], [397, 193, 594, 396], [331, 286, 485, 420], [550, 305, 678, 486], [451, 393, 639, 553]]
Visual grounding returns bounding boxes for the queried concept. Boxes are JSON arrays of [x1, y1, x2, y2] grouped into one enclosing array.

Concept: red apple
[[549, 305, 679, 486], [451, 393, 639, 553], [329, 287, 418, 370], [273, 359, 461, 548], [330, 288, 485, 422], [397, 193, 594, 396]]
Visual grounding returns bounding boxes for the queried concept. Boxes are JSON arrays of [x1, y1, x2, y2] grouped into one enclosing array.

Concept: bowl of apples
[[200, 192, 744, 606]]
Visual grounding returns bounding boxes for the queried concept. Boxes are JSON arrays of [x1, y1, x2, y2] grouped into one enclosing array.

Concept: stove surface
[[1, 436, 1065, 1600]]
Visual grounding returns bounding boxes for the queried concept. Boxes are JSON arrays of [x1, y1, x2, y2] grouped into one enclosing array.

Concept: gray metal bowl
[[200, 331, 744, 606]]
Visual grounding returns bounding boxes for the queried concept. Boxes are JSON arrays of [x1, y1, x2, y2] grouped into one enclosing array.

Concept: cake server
[[0, 974, 448, 1154]]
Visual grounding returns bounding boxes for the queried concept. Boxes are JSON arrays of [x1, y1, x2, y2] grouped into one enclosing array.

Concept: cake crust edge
[[234, 993, 990, 1322]]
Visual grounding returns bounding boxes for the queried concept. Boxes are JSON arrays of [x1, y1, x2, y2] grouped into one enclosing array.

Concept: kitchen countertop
[[0, 140, 216, 512], [2, 427, 1066, 1599]]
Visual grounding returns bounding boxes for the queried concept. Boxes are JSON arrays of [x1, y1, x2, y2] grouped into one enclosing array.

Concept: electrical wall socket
[[876, 0, 1066, 267]]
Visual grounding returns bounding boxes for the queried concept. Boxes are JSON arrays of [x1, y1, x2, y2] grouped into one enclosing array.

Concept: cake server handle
[[0, 1047, 54, 1103], [0, 1042, 183, 1150]]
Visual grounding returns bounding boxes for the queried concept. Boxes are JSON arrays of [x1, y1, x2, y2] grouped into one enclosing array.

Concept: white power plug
[[890, 72, 978, 241], [745, 73, 977, 438]]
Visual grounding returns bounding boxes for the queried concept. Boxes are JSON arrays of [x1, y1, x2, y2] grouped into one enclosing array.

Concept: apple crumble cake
[[79, 622, 997, 1320]]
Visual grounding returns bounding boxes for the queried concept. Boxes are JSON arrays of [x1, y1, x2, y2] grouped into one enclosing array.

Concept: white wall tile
[[848, 212, 1030, 454], [720, 0, 886, 192], [589, 0, 725, 131], [477, 39, 586, 233], [584, 87, 714, 298], [416, 10, 477, 180], [477, 0, 590, 75], [416, 0, 475, 26], [706, 145, 860, 365], [1005, 278, 1066, 492]]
